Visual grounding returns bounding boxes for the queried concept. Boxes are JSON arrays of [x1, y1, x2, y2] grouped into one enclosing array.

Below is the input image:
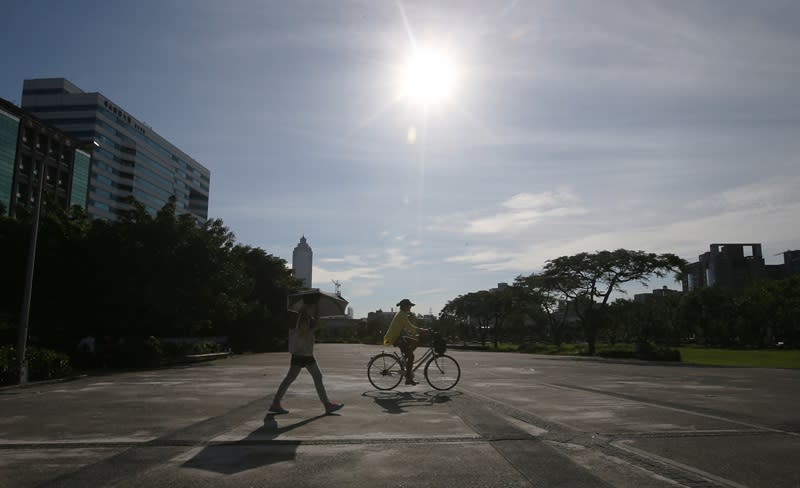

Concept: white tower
[[292, 236, 313, 288]]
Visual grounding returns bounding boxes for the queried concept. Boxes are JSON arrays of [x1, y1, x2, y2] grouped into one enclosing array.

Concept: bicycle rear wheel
[[367, 353, 404, 390], [424, 354, 460, 390]]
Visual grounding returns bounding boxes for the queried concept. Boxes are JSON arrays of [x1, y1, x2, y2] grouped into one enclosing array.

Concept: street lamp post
[[16, 156, 46, 384], [16, 140, 97, 384]]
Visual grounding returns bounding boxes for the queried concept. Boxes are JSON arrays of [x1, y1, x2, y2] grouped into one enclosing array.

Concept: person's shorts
[[290, 354, 317, 367], [394, 336, 418, 354]]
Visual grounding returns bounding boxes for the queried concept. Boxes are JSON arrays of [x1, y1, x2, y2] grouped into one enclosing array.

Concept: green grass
[[678, 347, 800, 368]]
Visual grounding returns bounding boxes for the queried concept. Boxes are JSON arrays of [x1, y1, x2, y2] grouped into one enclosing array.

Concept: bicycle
[[367, 332, 461, 391]]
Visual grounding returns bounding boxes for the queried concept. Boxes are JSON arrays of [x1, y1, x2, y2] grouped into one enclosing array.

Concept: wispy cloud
[[447, 195, 800, 274], [384, 248, 410, 268], [319, 255, 367, 266], [314, 265, 383, 283], [685, 177, 800, 213], [432, 187, 588, 236]]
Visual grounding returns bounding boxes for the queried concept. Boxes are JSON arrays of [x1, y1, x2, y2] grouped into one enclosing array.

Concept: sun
[[400, 45, 457, 107]]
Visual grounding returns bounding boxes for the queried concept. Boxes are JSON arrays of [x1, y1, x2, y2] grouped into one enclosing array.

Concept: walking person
[[270, 295, 343, 415]]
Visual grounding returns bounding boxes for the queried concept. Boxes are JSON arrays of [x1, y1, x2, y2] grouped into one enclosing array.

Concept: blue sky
[[3, 1, 799, 317]]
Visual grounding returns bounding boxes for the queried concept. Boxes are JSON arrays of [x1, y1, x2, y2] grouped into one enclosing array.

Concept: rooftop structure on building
[[20, 78, 210, 221], [0, 97, 90, 216]]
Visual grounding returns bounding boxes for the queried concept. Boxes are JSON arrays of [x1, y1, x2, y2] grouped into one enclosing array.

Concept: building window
[[22, 127, 33, 147], [37, 133, 47, 153], [45, 166, 56, 185], [19, 156, 31, 176], [16, 182, 29, 202]]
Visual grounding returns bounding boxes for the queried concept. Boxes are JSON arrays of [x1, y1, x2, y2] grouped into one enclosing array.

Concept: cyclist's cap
[[396, 298, 415, 307]]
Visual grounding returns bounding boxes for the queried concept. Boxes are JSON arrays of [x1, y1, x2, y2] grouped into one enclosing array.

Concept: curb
[[0, 373, 88, 392]]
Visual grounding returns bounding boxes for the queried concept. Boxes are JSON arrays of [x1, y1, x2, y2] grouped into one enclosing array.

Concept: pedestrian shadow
[[362, 390, 463, 414], [182, 413, 327, 475]]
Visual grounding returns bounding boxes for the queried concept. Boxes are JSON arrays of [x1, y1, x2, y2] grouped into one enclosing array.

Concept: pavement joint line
[[459, 386, 576, 434], [603, 429, 782, 439], [0, 436, 491, 450], [542, 382, 800, 438], [597, 444, 721, 488], [452, 390, 614, 487], [608, 440, 750, 488], [456, 387, 766, 488]]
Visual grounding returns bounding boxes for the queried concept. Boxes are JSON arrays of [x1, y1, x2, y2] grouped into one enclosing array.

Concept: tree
[[539, 249, 685, 355], [513, 274, 577, 347], [440, 289, 513, 347]]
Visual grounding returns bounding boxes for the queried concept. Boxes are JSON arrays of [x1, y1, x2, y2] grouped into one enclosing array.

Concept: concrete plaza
[[1, 344, 798, 487]]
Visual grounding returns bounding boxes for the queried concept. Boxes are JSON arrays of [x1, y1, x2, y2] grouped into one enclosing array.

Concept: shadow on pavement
[[363, 390, 463, 414], [181, 413, 328, 474]]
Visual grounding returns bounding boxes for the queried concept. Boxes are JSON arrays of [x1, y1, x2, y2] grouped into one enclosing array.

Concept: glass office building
[[0, 97, 90, 216], [21, 78, 210, 221]]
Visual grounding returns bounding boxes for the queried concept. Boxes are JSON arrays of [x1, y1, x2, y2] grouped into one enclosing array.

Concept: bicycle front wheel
[[424, 354, 460, 390], [367, 353, 404, 390]]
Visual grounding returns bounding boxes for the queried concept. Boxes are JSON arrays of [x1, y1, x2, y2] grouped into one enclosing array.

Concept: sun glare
[[401, 45, 457, 106]]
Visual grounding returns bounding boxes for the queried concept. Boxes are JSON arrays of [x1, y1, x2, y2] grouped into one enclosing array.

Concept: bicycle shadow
[[362, 390, 463, 414], [181, 412, 328, 474]]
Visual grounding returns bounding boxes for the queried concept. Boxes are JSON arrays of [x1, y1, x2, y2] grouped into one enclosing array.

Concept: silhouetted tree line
[[441, 249, 800, 352], [0, 197, 301, 357]]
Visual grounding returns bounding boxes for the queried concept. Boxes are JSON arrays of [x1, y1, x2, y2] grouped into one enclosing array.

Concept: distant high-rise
[[21, 78, 210, 221], [292, 236, 313, 288], [682, 243, 800, 292], [0, 97, 90, 216]]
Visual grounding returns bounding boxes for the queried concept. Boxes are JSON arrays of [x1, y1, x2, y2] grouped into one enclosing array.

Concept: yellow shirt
[[383, 310, 420, 346]]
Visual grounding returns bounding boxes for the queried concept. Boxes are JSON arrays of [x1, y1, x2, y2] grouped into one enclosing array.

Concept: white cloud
[[313, 265, 383, 284], [453, 199, 800, 274], [503, 188, 580, 210], [445, 248, 506, 265], [384, 248, 410, 268], [319, 255, 367, 266], [434, 188, 589, 236], [685, 177, 800, 213]]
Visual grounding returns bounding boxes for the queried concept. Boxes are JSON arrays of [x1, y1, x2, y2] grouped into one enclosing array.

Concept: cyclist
[[384, 298, 429, 385]]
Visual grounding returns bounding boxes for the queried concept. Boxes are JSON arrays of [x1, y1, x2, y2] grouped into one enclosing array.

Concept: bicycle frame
[[368, 332, 460, 391], [390, 342, 436, 376]]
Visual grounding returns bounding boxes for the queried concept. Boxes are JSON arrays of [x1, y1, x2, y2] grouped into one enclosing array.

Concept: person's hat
[[396, 298, 416, 307]]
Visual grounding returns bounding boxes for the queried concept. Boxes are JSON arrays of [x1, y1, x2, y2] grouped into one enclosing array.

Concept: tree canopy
[[0, 198, 301, 354]]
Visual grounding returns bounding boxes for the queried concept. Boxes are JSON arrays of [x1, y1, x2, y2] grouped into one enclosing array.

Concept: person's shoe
[[325, 402, 344, 414], [269, 403, 289, 414], [405, 377, 418, 386]]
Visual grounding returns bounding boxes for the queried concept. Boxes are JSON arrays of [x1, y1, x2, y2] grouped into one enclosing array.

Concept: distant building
[[292, 236, 313, 288], [21, 78, 210, 221], [367, 309, 396, 326], [682, 243, 800, 292], [782, 250, 800, 278], [634, 286, 682, 303], [0, 97, 90, 216], [323, 317, 364, 331], [346, 306, 354, 319]]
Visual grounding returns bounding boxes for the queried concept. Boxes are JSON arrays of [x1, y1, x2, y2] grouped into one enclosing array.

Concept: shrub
[[519, 343, 581, 355], [0, 345, 72, 386], [191, 341, 223, 354], [114, 336, 163, 368]]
